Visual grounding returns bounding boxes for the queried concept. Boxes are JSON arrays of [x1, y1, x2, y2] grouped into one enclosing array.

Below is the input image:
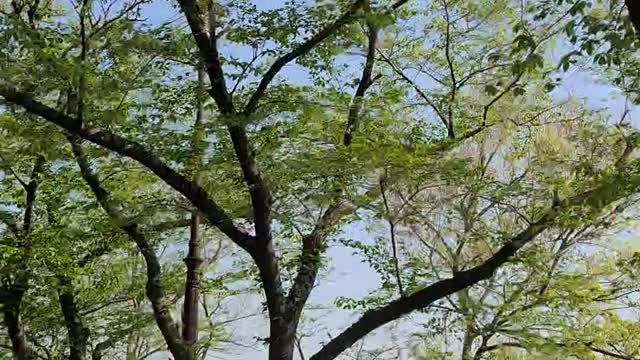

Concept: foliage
[[1, 0, 640, 360]]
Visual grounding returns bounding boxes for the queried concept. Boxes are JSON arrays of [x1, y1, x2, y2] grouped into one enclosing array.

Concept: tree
[[1, 0, 640, 359], [344, 99, 640, 359]]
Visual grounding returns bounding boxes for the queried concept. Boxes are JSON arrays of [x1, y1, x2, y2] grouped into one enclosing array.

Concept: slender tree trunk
[[57, 277, 89, 360], [180, 60, 206, 358], [182, 211, 203, 349]]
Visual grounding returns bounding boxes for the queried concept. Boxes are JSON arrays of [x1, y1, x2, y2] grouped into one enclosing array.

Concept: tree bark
[[3, 287, 31, 360], [57, 277, 89, 360], [267, 320, 297, 360], [181, 60, 206, 355], [181, 212, 203, 348]]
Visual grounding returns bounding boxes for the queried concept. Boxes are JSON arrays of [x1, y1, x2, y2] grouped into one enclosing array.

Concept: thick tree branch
[[310, 165, 640, 360], [68, 137, 189, 360], [0, 83, 253, 251], [3, 300, 31, 360], [178, 0, 272, 254], [343, 16, 378, 146], [176, 0, 233, 113], [286, 201, 347, 316], [177, 2, 282, 331], [243, 0, 367, 115]]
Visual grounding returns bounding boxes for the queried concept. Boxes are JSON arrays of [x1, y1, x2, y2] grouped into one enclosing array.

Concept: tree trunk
[[180, 58, 206, 358], [58, 277, 89, 360], [182, 211, 203, 354], [3, 289, 31, 360], [268, 321, 297, 360]]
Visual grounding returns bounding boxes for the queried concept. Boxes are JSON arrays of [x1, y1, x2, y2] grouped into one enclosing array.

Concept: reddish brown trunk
[[182, 212, 203, 347]]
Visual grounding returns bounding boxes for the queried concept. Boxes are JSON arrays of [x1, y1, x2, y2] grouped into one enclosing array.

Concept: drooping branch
[[0, 83, 253, 251], [343, 15, 378, 146], [243, 0, 367, 116], [68, 136, 189, 360], [310, 163, 640, 360]]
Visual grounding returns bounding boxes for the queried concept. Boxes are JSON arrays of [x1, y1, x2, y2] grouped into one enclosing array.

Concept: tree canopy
[[1, 0, 640, 359]]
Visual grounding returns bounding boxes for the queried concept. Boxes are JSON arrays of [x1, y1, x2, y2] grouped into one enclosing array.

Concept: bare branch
[[379, 175, 405, 297]]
